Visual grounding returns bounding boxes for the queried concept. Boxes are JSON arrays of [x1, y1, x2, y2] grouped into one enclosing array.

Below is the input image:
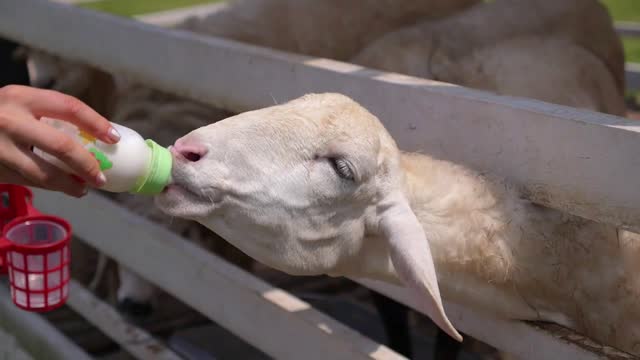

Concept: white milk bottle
[[34, 117, 172, 194]]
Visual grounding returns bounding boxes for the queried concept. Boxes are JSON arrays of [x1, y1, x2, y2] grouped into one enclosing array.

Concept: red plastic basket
[[0, 184, 71, 312]]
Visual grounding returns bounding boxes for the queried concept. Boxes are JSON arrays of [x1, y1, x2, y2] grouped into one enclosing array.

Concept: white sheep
[[157, 92, 640, 355], [355, 36, 626, 116], [352, 0, 626, 116], [352, 0, 625, 94], [174, 0, 480, 61]]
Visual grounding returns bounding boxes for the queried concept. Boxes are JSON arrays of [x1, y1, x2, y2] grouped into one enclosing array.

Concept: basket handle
[[8, 185, 39, 218], [0, 238, 12, 275]]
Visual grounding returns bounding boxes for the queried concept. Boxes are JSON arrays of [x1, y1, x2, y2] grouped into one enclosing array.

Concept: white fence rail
[[0, 281, 92, 360], [0, 326, 33, 360], [0, 0, 637, 359], [627, 62, 640, 91], [135, 2, 227, 27], [616, 21, 640, 38], [66, 279, 183, 360], [614, 21, 640, 90]]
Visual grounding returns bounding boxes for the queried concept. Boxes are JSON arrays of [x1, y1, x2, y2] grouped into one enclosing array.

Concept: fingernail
[[107, 127, 121, 143], [76, 187, 88, 198], [96, 172, 107, 187]]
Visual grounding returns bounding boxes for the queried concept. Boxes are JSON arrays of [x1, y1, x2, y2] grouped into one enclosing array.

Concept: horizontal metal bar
[[135, 2, 227, 28], [626, 63, 640, 90], [0, 326, 34, 360], [616, 21, 640, 38], [66, 279, 182, 360], [0, 280, 92, 360], [355, 279, 634, 360]]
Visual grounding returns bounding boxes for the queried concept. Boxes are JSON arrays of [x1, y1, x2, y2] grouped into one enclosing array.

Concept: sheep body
[[353, 0, 624, 93], [356, 36, 625, 116], [175, 0, 479, 60]]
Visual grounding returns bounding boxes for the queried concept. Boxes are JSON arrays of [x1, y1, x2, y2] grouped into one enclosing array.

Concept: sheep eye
[[329, 157, 355, 181]]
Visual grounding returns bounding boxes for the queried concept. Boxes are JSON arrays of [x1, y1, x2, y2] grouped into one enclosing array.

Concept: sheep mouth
[[155, 181, 214, 219], [156, 155, 220, 217], [162, 182, 204, 202]]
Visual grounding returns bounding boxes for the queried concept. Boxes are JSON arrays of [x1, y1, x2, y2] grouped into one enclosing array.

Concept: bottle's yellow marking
[[79, 129, 97, 145]]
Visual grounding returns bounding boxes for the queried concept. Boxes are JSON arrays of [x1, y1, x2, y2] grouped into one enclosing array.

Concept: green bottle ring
[[131, 139, 172, 195]]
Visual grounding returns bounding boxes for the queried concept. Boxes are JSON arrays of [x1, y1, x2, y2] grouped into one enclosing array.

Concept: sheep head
[[155, 93, 461, 340]]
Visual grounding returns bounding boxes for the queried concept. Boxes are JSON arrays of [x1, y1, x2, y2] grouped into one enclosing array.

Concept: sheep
[[355, 36, 627, 116], [352, 0, 625, 97], [174, 0, 480, 61], [156, 92, 640, 356]]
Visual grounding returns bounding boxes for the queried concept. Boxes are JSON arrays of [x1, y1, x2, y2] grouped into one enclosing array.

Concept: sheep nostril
[[171, 142, 208, 162], [184, 151, 201, 162]]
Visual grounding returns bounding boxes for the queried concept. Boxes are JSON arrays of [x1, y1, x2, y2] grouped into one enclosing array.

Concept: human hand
[[0, 85, 120, 197]]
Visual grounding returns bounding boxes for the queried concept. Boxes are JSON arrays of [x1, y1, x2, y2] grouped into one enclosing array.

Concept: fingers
[[0, 157, 88, 198], [1, 110, 106, 186], [0, 85, 120, 144], [0, 163, 38, 188]]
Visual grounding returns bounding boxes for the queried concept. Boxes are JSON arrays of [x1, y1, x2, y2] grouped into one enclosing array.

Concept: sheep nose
[[171, 138, 208, 162]]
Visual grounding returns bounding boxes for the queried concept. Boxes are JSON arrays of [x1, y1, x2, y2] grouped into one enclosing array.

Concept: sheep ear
[[378, 192, 463, 342]]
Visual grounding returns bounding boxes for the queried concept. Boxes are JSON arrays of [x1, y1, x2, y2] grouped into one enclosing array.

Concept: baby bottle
[[33, 117, 172, 195]]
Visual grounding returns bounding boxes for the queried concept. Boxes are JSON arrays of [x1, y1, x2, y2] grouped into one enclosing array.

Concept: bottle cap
[[131, 140, 172, 195]]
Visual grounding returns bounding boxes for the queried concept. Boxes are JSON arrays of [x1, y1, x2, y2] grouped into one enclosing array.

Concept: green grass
[[601, 1, 640, 62], [623, 37, 640, 63], [80, 0, 222, 17], [601, 0, 640, 22]]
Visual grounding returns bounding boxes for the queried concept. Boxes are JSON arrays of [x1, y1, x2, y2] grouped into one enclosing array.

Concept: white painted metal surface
[[67, 279, 183, 360], [0, 281, 92, 360], [356, 279, 634, 360], [626, 62, 640, 90], [2, 0, 639, 232], [616, 21, 640, 38], [136, 2, 227, 27], [0, 327, 33, 360], [32, 189, 405, 360]]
